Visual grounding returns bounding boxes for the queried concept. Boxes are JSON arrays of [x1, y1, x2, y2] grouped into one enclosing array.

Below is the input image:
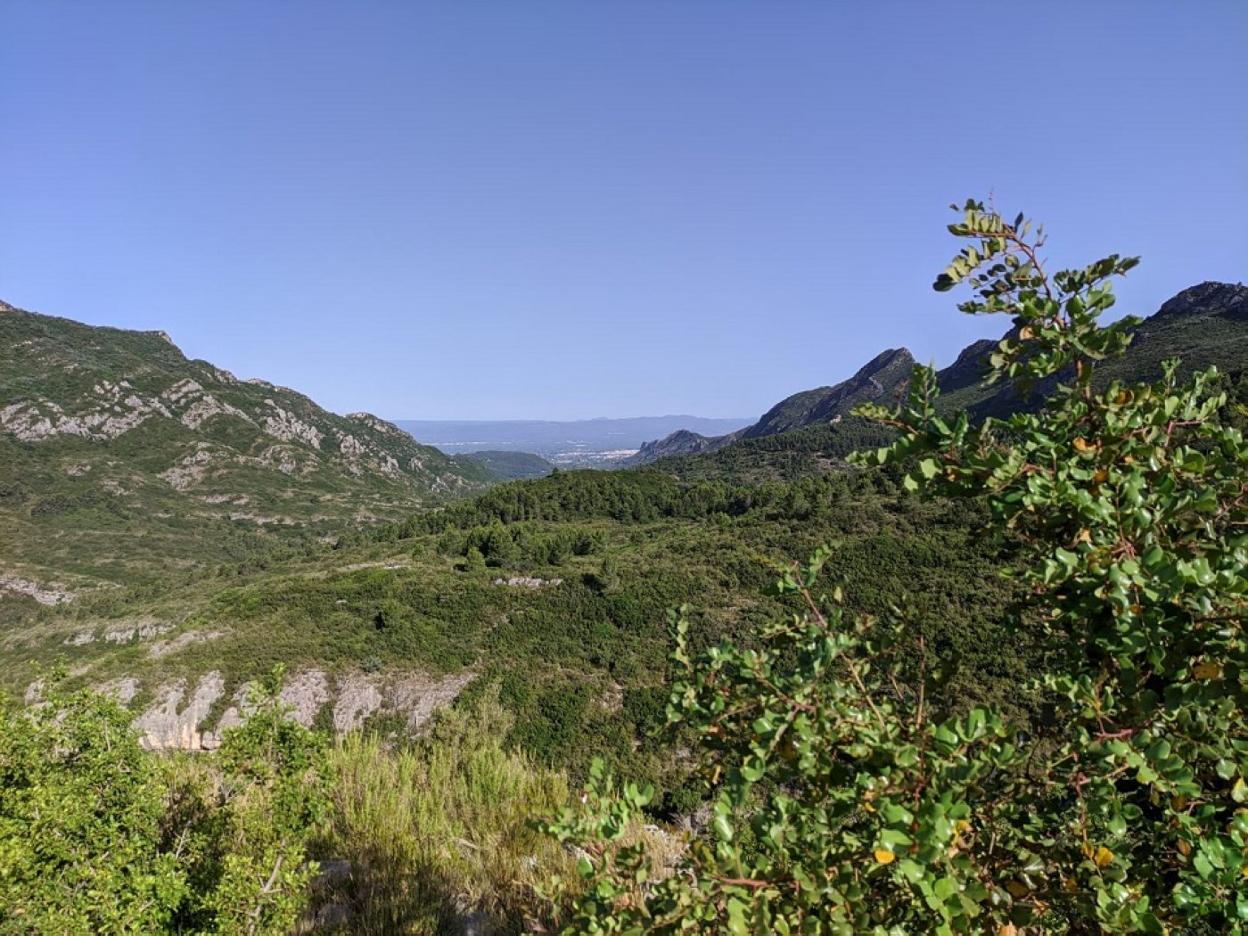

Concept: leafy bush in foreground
[[0, 683, 185, 933], [0, 669, 328, 935], [547, 202, 1248, 933]]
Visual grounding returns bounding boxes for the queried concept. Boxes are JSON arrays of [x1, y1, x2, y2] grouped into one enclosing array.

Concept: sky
[[2, 2, 1245, 421]]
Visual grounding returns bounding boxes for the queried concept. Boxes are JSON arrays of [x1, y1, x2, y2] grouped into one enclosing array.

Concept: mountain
[[454, 450, 556, 480], [935, 280, 1248, 418], [628, 428, 726, 464], [627, 347, 915, 465], [0, 300, 490, 596], [743, 348, 916, 438], [633, 282, 1248, 468]]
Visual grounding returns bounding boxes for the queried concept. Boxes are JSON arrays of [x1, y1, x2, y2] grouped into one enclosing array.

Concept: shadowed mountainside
[[631, 281, 1248, 467]]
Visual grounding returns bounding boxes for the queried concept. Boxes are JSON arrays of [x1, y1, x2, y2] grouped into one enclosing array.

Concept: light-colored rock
[[24, 679, 44, 705], [96, 677, 140, 705], [492, 576, 563, 589], [1, 572, 75, 605], [262, 401, 324, 449], [332, 673, 384, 733], [105, 621, 171, 643], [147, 629, 222, 659], [389, 671, 476, 731], [135, 671, 225, 750], [207, 685, 256, 747], [160, 443, 218, 490], [279, 669, 331, 727]]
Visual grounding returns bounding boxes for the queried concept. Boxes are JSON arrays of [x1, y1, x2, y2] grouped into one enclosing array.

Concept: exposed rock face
[[0, 572, 75, 605], [130, 667, 475, 751], [64, 620, 173, 646], [96, 677, 140, 705], [493, 576, 563, 589], [0, 299, 487, 552], [263, 400, 325, 449], [135, 671, 226, 750], [332, 673, 385, 733], [1154, 281, 1247, 321], [388, 671, 477, 731]]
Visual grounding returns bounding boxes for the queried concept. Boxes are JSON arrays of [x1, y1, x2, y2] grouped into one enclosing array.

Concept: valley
[[2, 281, 1244, 791], [5, 2, 1245, 927]]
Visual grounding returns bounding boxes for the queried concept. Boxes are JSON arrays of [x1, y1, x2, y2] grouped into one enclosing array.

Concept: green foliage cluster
[[440, 520, 605, 567], [0, 682, 184, 933], [0, 669, 329, 935], [453, 449, 556, 481], [6, 458, 1025, 794], [549, 202, 1248, 933]]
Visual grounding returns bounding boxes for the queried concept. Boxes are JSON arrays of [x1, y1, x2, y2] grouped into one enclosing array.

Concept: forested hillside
[[3, 282, 1244, 775]]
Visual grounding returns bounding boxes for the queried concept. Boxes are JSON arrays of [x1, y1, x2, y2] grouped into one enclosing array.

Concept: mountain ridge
[[627, 346, 916, 465], [0, 301, 490, 595], [630, 281, 1248, 466]]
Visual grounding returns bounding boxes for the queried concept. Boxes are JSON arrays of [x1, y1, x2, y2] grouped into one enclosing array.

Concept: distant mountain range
[[630, 281, 1248, 465], [395, 415, 753, 466]]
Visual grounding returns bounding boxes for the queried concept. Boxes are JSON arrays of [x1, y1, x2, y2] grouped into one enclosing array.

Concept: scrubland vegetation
[[2, 204, 1246, 933]]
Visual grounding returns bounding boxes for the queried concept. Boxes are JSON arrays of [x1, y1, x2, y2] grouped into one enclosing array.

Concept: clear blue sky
[[2, 1, 1245, 420]]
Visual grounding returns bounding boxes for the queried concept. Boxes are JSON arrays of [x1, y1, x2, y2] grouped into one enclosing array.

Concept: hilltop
[[632, 281, 1248, 467], [0, 300, 490, 598], [627, 348, 915, 465]]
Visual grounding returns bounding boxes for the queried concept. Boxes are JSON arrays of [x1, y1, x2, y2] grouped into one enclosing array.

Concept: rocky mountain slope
[[632, 282, 1248, 466], [627, 347, 916, 464], [0, 300, 489, 596]]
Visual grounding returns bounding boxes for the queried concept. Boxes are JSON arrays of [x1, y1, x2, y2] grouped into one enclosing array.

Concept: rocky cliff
[[629, 282, 1248, 467]]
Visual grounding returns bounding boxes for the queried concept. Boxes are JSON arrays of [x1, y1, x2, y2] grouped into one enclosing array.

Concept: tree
[[0, 667, 329, 936], [545, 201, 1248, 933]]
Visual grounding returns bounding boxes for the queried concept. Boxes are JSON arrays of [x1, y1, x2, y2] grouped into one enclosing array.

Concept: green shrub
[[0, 668, 329, 936], [0, 683, 185, 934], [547, 202, 1248, 933]]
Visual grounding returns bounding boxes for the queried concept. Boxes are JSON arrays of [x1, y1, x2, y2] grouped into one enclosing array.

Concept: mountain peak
[[1155, 281, 1247, 319]]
